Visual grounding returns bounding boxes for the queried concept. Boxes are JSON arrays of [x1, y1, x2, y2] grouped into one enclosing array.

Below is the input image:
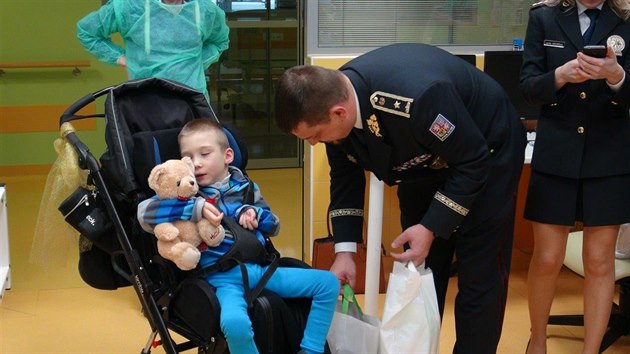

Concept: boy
[[137, 119, 338, 354]]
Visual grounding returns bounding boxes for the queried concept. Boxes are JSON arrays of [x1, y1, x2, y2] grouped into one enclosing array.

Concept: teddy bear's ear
[[148, 165, 165, 191], [182, 156, 195, 173]]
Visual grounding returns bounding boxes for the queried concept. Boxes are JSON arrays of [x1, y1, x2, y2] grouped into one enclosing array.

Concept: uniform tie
[[583, 8, 600, 45]]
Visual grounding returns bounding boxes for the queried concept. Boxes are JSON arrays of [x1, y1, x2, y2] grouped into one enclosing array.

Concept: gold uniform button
[[579, 92, 587, 99], [577, 126, 585, 134]]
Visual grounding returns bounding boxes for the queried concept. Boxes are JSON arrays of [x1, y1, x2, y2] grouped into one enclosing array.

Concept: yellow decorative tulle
[[30, 123, 90, 269]]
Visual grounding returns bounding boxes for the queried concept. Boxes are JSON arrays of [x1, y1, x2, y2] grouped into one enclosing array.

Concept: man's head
[[178, 118, 234, 186], [275, 65, 356, 145]]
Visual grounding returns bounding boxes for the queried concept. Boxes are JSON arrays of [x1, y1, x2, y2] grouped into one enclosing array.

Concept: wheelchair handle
[[59, 86, 111, 127], [63, 130, 100, 172]]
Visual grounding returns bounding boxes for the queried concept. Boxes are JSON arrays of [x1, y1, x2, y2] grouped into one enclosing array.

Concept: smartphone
[[582, 45, 607, 58]]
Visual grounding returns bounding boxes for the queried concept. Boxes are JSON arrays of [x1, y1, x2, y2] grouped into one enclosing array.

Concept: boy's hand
[[239, 208, 258, 230], [202, 202, 223, 226]]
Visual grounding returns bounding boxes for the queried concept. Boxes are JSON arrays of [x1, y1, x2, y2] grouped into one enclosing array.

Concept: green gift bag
[[326, 284, 380, 353]]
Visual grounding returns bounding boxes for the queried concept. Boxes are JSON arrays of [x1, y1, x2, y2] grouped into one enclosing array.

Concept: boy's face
[[180, 130, 233, 186]]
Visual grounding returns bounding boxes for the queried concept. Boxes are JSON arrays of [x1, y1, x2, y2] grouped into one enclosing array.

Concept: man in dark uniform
[[275, 43, 527, 353]]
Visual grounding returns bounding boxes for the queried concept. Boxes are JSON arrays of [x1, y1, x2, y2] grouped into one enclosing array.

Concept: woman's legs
[[582, 225, 617, 354], [526, 222, 571, 354]]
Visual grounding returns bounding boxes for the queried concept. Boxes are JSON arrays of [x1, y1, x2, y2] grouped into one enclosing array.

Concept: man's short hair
[[275, 65, 348, 133]]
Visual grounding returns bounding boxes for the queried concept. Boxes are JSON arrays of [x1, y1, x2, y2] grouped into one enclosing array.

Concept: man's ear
[[224, 147, 235, 165], [330, 104, 348, 121]]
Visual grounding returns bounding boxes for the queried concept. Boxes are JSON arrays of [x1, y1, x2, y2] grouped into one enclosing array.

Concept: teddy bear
[[147, 157, 225, 270]]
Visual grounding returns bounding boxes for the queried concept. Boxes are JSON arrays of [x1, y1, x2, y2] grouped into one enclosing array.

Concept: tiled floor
[[1, 173, 630, 353], [2, 251, 630, 354]]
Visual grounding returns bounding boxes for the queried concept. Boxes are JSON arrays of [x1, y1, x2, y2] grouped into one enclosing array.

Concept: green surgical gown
[[77, 0, 230, 102]]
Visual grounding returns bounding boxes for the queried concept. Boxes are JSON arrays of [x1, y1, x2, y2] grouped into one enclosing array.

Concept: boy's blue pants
[[205, 264, 339, 354]]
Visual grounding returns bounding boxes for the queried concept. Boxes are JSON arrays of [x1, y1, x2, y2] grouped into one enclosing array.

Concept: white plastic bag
[[380, 262, 441, 354], [327, 284, 380, 354], [616, 223, 630, 259]]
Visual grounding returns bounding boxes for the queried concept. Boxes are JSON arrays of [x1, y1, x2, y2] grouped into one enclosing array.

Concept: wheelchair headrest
[[223, 125, 247, 170], [132, 124, 248, 199]]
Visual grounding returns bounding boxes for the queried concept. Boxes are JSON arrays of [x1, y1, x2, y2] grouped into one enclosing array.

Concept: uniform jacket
[[520, 2, 630, 178], [327, 43, 527, 241]]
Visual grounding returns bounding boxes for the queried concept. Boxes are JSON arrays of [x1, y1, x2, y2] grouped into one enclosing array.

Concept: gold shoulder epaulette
[[369, 91, 414, 119]]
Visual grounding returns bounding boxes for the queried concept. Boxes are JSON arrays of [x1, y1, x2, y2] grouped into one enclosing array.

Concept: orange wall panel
[[0, 104, 96, 133]]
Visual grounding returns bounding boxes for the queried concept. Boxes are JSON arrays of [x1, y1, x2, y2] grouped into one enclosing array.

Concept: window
[[307, 0, 530, 54], [210, 0, 302, 168]]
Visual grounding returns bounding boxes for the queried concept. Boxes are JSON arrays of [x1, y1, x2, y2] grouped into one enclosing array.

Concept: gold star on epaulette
[[367, 115, 383, 138], [370, 91, 414, 118]]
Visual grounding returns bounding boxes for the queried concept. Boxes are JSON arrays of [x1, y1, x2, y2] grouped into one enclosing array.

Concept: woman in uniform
[[520, 1, 630, 353]]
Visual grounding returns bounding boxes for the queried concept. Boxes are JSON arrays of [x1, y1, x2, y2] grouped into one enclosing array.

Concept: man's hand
[[202, 202, 224, 226], [330, 252, 357, 293], [239, 208, 258, 230], [390, 224, 435, 267]]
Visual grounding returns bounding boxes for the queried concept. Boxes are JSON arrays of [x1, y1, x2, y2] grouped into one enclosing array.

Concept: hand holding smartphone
[[582, 45, 607, 58]]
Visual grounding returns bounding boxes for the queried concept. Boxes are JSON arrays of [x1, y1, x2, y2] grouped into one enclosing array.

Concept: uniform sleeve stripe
[[329, 208, 364, 218], [434, 191, 469, 216]]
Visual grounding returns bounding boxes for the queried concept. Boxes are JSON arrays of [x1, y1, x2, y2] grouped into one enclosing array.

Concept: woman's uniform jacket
[[520, 1, 630, 179]]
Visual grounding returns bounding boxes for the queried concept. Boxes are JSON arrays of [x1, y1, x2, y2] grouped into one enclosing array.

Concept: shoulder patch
[[370, 91, 413, 118], [608, 35, 625, 56], [429, 114, 456, 141]]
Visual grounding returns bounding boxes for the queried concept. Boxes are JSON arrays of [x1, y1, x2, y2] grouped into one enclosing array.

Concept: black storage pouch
[[58, 187, 113, 241]]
